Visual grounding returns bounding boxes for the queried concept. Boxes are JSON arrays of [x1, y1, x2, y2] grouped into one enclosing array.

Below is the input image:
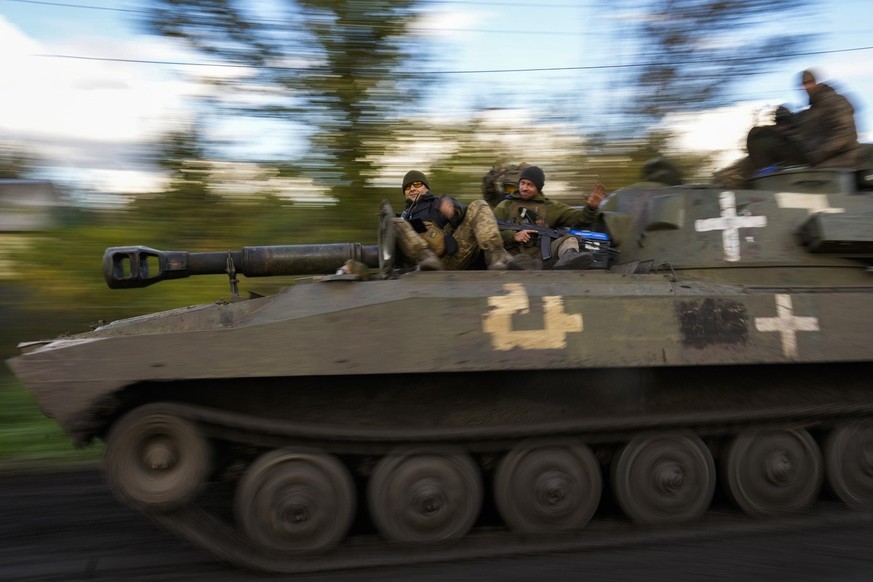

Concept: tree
[[0, 143, 37, 179], [130, 125, 229, 246], [140, 0, 422, 219], [615, 0, 815, 126], [156, 126, 217, 204]]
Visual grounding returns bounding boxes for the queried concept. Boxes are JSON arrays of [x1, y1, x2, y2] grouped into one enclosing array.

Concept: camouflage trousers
[[394, 200, 509, 270], [513, 234, 579, 268]]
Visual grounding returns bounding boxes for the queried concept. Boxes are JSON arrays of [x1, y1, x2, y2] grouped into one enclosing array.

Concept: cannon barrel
[[103, 243, 380, 289]]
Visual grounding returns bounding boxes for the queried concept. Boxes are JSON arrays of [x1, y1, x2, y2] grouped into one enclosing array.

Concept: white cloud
[[0, 15, 40, 55], [0, 16, 197, 193], [85, 168, 168, 195], [0, 18, 191, 143], [662, 101, 775, 171], [410, 7, 489, 40]]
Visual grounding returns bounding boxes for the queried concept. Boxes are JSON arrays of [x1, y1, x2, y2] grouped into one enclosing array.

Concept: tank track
[[113, 400, 873, 573], [150, 498, 872, 574]]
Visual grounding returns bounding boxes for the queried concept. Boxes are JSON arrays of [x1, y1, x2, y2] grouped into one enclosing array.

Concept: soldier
[[716, 69, 865, 188], [794, 69, 865, 169], [641, 157, 684, 186], [394, 170, 532, 271], [617, 157, 686, 190], [493, 165, 606, 270], [745, 105, 809, 171]]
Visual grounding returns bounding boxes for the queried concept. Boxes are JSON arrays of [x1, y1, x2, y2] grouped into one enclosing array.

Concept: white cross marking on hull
[[754, 294, 819, 358], [695, 191, 767, 262]]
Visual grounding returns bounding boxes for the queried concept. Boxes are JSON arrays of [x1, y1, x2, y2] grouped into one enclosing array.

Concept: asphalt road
[[3, 467, 873, 582]]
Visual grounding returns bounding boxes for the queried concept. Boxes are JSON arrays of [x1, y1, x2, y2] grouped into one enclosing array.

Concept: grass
[[0, 374, 103, 470]]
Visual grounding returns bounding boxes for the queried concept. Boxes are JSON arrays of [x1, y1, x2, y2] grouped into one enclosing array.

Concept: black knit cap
[[402, 170, 430, 193], [519, 165, 545, 191]]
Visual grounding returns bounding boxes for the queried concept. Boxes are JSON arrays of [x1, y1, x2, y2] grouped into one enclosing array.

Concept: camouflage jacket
[[493, 192, 599, 251], [794, 83, 864, 168]]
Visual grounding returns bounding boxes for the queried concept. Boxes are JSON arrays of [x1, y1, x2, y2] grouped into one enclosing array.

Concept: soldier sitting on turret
[[715, 68, 866, 189], [393, 170, 534, 271], [493, 165, 606, 270]]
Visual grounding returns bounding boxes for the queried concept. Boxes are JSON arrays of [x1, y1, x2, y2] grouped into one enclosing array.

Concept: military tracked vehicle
[[7, 165, 873, 573]]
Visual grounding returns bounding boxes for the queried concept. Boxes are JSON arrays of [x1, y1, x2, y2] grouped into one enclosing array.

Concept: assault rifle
[[496, 219, 609, 261]]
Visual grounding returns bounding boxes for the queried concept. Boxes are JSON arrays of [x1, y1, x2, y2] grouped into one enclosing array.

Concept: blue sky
[[1, 0, 871, 195]]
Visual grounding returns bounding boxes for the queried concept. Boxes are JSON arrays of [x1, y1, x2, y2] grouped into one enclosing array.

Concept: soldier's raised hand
[[587, 182, 607, 210]]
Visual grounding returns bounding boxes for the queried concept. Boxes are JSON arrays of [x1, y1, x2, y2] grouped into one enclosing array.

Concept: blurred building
[[0, 180, 63, 278]]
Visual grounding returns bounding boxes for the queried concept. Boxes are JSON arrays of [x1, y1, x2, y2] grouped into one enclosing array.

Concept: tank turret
[[6, 166, 873, 574]]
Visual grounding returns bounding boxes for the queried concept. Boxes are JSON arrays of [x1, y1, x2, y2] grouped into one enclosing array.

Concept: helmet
[[642, 157, 683, 186], [481, 162, 529, 207]]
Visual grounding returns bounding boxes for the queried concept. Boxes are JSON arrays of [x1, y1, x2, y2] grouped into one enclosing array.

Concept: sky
[[0, 0, 871, 199]]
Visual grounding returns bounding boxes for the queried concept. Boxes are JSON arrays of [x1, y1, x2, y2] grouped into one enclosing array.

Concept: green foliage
[[575, 130, 715, 189], [156, 125, 218, 202], [140, 0, 422, 219], [0, 375, 102, 468], [410, 115, 714, 205], [0, 142, 38, 179], [130, 125, 384, 245]]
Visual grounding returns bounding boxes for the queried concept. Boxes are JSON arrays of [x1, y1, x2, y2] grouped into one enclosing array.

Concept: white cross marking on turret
[[695, 191, 767, 262], [754, 294, 819, 358], [775, 192, 844, 215]]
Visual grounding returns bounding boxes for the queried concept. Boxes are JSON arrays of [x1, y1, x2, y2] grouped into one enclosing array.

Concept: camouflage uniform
[[793, 83, 865, 168], [746, 124, 808, 171], [394, 193, 514, 270], [716, 81, 864, 187], [493, 191, 599, 266]]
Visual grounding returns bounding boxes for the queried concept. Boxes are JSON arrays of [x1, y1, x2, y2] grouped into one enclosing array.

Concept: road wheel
[[495, 440, 601, 533], [104, 406, 211, 512], [723, 427, 822, 516], [825, 420, 873, 510], [368, 447, 481, 544], [612, 432, 715, 524], [235, 448, 355, 553]]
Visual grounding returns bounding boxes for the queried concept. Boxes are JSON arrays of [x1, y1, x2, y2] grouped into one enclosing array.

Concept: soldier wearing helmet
[[481, 162, 529, 208]]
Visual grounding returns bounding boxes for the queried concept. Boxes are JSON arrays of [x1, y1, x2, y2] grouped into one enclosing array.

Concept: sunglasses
[[405, 181, 425, 190]]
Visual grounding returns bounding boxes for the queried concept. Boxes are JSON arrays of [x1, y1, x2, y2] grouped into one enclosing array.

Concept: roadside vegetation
[[0, 375, 102, 469]]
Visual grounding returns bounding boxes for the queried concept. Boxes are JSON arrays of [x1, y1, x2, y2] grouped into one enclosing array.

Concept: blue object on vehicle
[[569, 229, 610, 241], [753, 164, 780, 177]]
